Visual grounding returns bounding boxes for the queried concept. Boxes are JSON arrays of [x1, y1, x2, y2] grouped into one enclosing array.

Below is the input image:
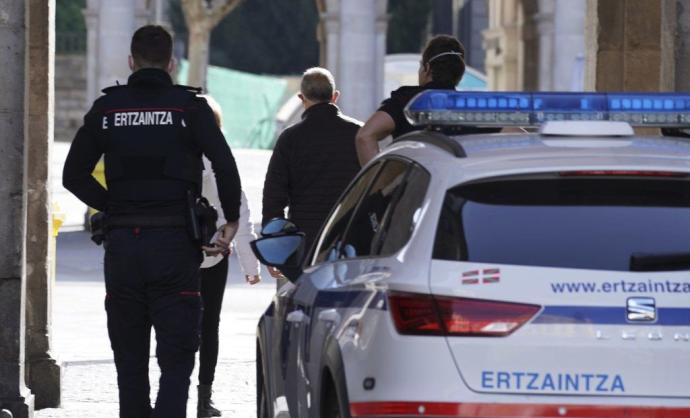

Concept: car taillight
[[388, 292, 444, 335], [389, 292, 540, 337]]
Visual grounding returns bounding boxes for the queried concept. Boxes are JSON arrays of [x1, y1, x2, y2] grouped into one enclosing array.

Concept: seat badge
[[626, 297, 656, 322]]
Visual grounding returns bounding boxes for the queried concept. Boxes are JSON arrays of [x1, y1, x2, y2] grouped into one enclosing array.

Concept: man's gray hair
[[300, 67, 336, 103]]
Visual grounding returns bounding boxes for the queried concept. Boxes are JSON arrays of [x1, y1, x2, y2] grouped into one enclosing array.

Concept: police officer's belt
[[107, 215, 187, 229]]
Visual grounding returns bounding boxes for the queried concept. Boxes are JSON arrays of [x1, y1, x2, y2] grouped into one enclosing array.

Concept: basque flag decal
[[462, 268, 501, 285]]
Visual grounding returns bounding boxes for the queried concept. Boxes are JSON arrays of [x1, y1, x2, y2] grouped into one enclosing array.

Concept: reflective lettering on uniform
[[480, 371, 625, 393], [102, 116, 108, 130], [112, 111, 174, 127]]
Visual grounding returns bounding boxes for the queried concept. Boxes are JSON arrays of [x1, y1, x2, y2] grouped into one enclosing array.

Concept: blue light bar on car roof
[[404, 91, 690, 127]]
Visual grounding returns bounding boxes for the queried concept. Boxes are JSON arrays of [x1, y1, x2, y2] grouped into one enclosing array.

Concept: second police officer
[[62, 25, 241, 418]]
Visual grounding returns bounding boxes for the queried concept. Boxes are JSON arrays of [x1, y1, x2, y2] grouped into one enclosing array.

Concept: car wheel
[[321, 376, 343, 418], [256, 345, 269, 418], [322, 395, 341, 418]]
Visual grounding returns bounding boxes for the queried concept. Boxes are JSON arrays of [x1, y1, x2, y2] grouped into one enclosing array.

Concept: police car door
[[282, 273, 318, 417], [263, 279, 297, 417], [295, 158, 430, 416], [283, 161, 385, 416]]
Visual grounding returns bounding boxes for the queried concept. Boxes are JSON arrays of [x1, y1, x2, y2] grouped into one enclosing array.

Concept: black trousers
[[198, 256, 228, 385], [104, 227, 202, 418]]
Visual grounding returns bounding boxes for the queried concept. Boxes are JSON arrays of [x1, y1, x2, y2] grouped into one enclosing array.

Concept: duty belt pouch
[[186, 190, 218, 246], [89, 212, 107, 246]]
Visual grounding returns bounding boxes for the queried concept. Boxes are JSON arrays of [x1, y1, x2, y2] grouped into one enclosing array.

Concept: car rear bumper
[[349, 401, 690, 417]]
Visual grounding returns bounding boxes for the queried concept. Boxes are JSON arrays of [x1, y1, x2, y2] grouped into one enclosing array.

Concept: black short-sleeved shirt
[[378, 81, 455, 138]]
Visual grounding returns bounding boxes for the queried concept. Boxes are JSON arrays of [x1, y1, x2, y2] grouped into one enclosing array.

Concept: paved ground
[[36, 231, 277, 418]]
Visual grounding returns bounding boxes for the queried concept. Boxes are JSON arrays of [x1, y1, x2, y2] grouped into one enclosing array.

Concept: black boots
[[197, 384, 222, 417]]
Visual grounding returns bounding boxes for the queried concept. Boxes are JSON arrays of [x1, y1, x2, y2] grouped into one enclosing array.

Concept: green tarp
[[178, 60, 287, 149]]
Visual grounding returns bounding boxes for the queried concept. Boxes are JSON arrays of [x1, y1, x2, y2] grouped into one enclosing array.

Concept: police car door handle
[[287, 309, 310, 324], [317, 309, 341, 324]]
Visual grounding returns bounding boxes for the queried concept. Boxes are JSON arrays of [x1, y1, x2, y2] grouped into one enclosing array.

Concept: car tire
[[321, 375, 343, 418], [256, 344, 269, 418], [322, 394, 341, 418]]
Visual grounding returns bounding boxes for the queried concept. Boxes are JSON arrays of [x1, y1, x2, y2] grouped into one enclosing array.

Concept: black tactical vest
[[97, 70, 204, 204]]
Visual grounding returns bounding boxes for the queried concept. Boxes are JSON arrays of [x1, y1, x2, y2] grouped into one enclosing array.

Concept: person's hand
[[201, 244, 232, 257], [202, 245, 226, 257], [245, 274, 261, 285], [267, 266, 285, 279], [201, 222, 238, 255], [214, 221, 239, 250]]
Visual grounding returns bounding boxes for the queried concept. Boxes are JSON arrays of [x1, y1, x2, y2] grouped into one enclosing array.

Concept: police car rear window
[[433, 177, 690, 271]]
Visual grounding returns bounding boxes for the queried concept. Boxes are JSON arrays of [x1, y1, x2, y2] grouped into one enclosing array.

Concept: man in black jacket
[[262, 67, 361, 267], [62, 26, 241, 418]]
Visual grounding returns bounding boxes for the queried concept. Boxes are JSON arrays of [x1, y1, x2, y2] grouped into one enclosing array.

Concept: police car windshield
[[434, 176, 690, 271]]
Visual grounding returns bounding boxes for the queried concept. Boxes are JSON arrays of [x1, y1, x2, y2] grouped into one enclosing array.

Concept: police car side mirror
[[261, 218, 299, 237], [250, 233, 305, 283]]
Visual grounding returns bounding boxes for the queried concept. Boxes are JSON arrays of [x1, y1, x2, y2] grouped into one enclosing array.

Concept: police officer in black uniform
[[62, 25, 241, 418]]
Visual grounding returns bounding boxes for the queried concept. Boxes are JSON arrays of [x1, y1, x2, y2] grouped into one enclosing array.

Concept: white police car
[[251, 91, 690, 418]]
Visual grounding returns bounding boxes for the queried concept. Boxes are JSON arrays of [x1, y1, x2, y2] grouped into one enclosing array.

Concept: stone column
[[675, 0, 690, 90], [534, 0, 555, 91], [534, 0, 586, 91], [135, 0, 153, 28], [317, 0, 388, 117], [551, 0, 585, 91], [484, 0, 521, 90], [318, 0, 340, 79], [374, 1, 388, 105], [584, 0, 676, 92], [152, 0, 165, 25], [0, 0, 35, 416], [83, 0, 99, 103], [336, 0, 375, 119], [93, 0, 137, 99], [25, 0, 61, 410], [335, 0, 387, 121]]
